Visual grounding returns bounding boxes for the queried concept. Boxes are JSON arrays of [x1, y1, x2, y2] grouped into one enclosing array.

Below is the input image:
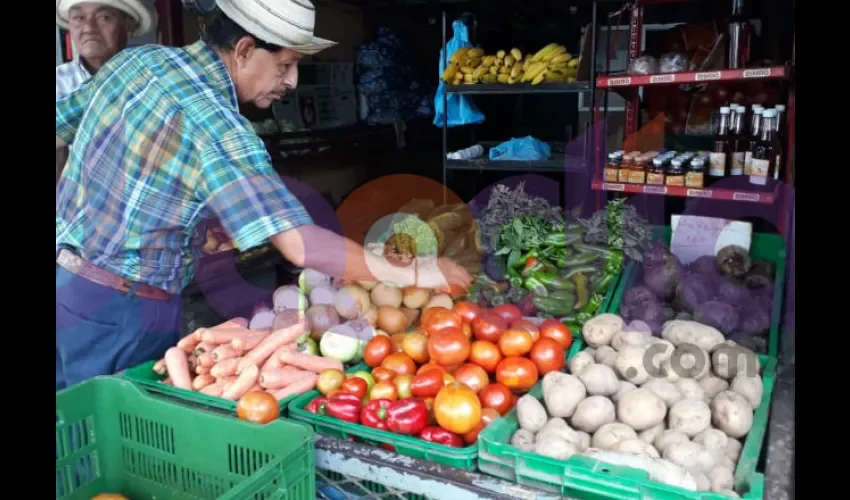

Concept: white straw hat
[[56, 0, 158, 37], [215, 0, 337, 55]]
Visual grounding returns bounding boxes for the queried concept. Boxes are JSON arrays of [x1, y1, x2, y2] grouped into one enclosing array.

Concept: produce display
[[441, 44, 579, 86], [619, 242, 775, 353], [509, 313, 766, 497], [305, 300, 575, 448]]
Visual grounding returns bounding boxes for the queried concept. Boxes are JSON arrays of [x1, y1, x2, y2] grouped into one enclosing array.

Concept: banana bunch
[[441, 44, 579, 86]]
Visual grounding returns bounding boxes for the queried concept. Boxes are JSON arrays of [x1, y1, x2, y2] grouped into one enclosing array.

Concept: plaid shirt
[[56, 40, 313, 294]]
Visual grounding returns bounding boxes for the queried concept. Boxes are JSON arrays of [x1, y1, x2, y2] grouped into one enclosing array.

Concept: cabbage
[[693, 300, 740, 335], [673, 275, 714, 313]]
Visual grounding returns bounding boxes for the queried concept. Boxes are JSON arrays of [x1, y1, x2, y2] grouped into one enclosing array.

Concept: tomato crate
[[606, 226, 787, 358], [56, 376, 314, 500], [476, 331, 777, 500]]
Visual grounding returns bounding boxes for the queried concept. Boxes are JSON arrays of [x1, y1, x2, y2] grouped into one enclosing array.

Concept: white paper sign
[[670, 215, 752, 265]]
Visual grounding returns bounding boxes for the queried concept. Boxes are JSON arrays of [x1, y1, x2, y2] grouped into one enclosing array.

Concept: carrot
[[162, 377, 173, 385], [197, 352, 215, 368], [232, 331, 269, 351], [262, 344, 293, 372], [153, 359, 167, 375], [193, 318, 249, 341], [259, 367, 314, 389], [210, 358, 241, 378], [187, 354, 198, 372], [195, 365, 210, 375], [164, 347, 193, 390], [247, 383, 264, 393], [238, 323, 306, 372], [194, 341, 215, 357], [278, 351, 344, 373], [212, 344, 241, 362], [192, 374, 216, 391], [199, 381, 226, 397], [221, 364, 260, 400], [177, 334, 202, 353], [230, 317, 249, 328], [217, 375, 237, 385], [270, 373, 318, 401], [201, 326, 255, 345]]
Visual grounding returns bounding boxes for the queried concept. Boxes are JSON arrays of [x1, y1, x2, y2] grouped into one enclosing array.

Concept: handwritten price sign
[[670, 215, 753, 265]]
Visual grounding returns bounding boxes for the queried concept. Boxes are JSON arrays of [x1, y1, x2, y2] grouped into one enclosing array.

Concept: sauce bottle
[[629, 155, 648, 184], [730, 105, 747, 176], [647, 156, 667, 185], [749, 108, 781, 186], [744, 106, 763, 175], [709, 106, 732, 183]]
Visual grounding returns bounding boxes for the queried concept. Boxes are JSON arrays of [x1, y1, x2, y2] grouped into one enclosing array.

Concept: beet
[[624, 285, 659, 306], [622, 299, 665, 334], [693, 300, 740, 335], [673, 275, 714, 313], [644, 241, 674, 269], [739, 308, 771, 334], [716, 281, 751, 304], [643, 257, 684, 300], [687, 255, 719, 276]]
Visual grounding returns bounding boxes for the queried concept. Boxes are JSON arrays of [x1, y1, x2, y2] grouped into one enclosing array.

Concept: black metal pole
[[442, 10, 449, 205]]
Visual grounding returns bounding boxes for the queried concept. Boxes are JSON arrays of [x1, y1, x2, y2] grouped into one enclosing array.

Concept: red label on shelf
[[695, 71, 722, 81], [649, 74, 675, 84], [743, 68, 771, 79], [602, 182, 626, 191], [608, 77, 632, 87], [686, 189, 713, 198], [643, 185, 668, 195], [732, 192, 762, 202]]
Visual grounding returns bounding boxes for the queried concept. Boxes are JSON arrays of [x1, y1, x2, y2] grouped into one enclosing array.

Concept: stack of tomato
[[305, 301, 574, 448]]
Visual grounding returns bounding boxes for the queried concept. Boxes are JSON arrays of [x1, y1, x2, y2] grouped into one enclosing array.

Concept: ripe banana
[[531, 73, 546, 85], [510, 64, 523, 80], [550, 53, 572, 64], [467, 57, 481, 68], [463, 73, 478, 84], [504, 55, 515, 68], [568, 58, 579, 68], [497, 74, 509, 83], [441, 64, 458, 82], [466, 47, 485, 59], [481, 74, 498, 84], [507, 75, 520, 85], [472, 65, 489, 79], [489, 65, 499, 75], [521, 62, 547, 83], [496, 50, 506, 59], [482, 55, 497, 67], [531, 43, 559, 62], [460, 66, 474, 75], [541, 46, 567, 62], [522, 58, 531, 71], [544, 71, 566, 82], [449, 47, 469, 64], [510, 48, 522, 61], [499, 66, 510, 75]]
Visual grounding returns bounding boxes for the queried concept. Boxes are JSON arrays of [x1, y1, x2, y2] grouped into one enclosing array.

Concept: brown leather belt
[[56, 249, 172, 301]]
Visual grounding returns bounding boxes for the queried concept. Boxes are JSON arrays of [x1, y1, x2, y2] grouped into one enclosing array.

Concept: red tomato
[[421, 307, 463, 335], [427, 328, 471, 366], [478, 383, 514, 415], [461, 322, 473, 340], [539, 319, 574, 349], [389, 333, 407, 353], [401, 332, 429, 364], [393, 374, 413, 399], [498, 329, 533, 357], [417, 363, 447, 375], [471, 313, 507, 343], [510, 319, 540, 343], [236, 391, 280, 424], [340, 377, 368, 399], [469, 340, 503, 373], [411, 368, 445, 398], [528, 337, 565, 375], [370, 381, 398, 401], [381, 352, 417, 376], [452, 363, 489, 393], [371, 367, 395, 383], [491, 304, 522, 325], [434, 382, 482, 434], [462, 407, 500, 444], [453, 301, 482, 323], [495, 357, 539, 393], [363, 336, 393, 368]]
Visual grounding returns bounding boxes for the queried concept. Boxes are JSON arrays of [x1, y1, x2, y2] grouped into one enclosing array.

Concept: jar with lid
[[647, 157, 667, 185], [618, 153, 636, 183], [665, 158, 686, 186], [604, 151, 623, 182], [629, 156, 649, 184], [686, 156, 706, 188]]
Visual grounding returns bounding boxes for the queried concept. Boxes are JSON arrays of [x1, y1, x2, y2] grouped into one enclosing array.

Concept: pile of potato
[[511, 313, 766, 498]]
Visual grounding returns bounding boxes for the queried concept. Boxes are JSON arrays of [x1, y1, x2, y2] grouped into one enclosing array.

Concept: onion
[[298, 268, 332, 294], [319, 326, 363, 363], [371, 283, 403, 308], [363, 305, 378, 326], [377, 306, 410, 335], [401, 307, 420, 325], [309, 285, 337, 306], [249, 309, 277, 330], [424, 293, 453, 311], [402, 287, 431, 309], [357, 280, 378, 291], [345, 318, 375, 342], [272, 285, 307, 312], [334, 285, 371, 319], [305, 304, 340, 337], [272, 309, 306, 332]]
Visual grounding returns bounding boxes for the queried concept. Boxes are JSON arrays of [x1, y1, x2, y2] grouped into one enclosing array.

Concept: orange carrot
[[230, 317, 249, 328], [193, 318, 249, 341], [247, 383, 264, 393], [153, 359, 167, 375], [164, 347, 193, 390], [238, 323, 306, 372], [192, 374, 216, 391], [199, 381, 225, 397], [278, 351, 344, 373], [210, 358, 241, 378], [177, 334, 202, 353], [270, 373, 318, 401], [262, 344, 294, 372], [212, 344, 240, 362], [217, 375, 237, 385], [221, 364, 260, 400], [232, 331, 269, 351], [194, 341, 215, 357], [195, 365, 210, 375], [201, 326, 255, 345], [259, 367, 314, 389], [197, 352, 215, 368], [162, 377, 173, 385]]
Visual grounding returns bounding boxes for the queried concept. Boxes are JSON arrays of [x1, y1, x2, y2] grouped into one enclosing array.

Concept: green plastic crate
[[477, 334, 777, 499], [56, 376, 315, 500], [607, 226, 787, 358]]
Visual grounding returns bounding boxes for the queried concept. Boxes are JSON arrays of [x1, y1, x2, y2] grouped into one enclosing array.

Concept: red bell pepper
[[385, 398, 429, 435], [306, 396, 328, 414], [418, 426, 464, 448], [361, 399, 393, 431], [325, 392, 362, 423]]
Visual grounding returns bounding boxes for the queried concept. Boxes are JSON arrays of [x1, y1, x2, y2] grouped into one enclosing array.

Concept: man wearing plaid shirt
[[55, 2, 472, 391]]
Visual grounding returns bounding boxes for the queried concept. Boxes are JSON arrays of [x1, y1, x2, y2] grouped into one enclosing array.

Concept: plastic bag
[[433, 20, 485, 128], [488, 136, 551, 161], [659, 52, 689, 73]]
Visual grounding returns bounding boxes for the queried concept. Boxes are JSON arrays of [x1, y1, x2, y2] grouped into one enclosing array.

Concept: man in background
[[55, 0, 157, 181]]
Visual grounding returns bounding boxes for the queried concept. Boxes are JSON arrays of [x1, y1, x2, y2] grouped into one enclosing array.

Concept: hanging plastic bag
[[488, 136, 552, 161], [433, 20, 485, 128]]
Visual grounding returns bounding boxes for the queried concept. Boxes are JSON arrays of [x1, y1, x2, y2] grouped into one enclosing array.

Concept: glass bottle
[[749, 109, 781, 186], [709, 106, 732, 183]]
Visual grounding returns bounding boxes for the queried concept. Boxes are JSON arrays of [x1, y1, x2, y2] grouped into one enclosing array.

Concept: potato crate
[[56, 376, 315, 500], [476, 334, 777, 500]]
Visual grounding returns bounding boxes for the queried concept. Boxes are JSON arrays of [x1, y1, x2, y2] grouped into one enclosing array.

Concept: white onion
[[273, 285, 307, 312], [249, 309, 277, 330], [306, 304, 340, 336], [309, 285, 337, 306]]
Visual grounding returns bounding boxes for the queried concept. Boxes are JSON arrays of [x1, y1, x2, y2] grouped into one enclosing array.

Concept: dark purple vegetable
[[744, 260, 775, 289], [673, 275, 715, 313], [716, 246, 752, 279], [716, 282, 750, 304], [739, 308, 771, 334], [625, 320, 654, 335], [664, 307, 676, 321], [624, 285, 659, 306], [687, 255, 718, 277], [644, 242, 674, 270], [622, 300, 665, 333], [693, 300, 740, 335], [728, 332, 768, 353], [643, 257, 683, 300]]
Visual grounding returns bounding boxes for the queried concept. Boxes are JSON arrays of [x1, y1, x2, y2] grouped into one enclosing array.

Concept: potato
[[729, 373, 764, 408], [661, 320, 725, 351], [401, 287, 431, 309], [582, 313, 623, 347], [594, 345, 618, 367], [642, 378, 684, 407], [708, 466, 734, 492], [535, 418, 583, 448], [700, 376, 729, 400], [617, 388, 666, 431], [668, 399, 711, 437], [533, 438, 578, 460], [611, 438, 660, 458], [571, 396, 616, 433], [711, 341, 760, 380], [691, 471, 711, 491], [542, 372, 586, 418], [592, 422, 637, 450], [654, 430, 690, 454], [578, 364, 619, 396], [576, 431, 591, 452], [676, 379, 706, 401], [568, 351, 595, 376], [715, 490, 740, 498], [516, 395, 548, 432], [614, 345, 651, 385], [371, 283, 403, 308], [612, 381, 636, 402], [663, 441, 715, 473], [693, 428, 729, 455], [671, 345, 711, 380], [717, 455, 736, 472], [612, 330, 652, 351], [510, 429, 535, 451], [711, 391, 754, 438], [582, 347, 596, 358], [638, 422, 665, 445], [725, 438, 742, 462]]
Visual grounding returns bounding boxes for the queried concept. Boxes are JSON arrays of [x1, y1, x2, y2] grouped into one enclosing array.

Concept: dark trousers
[[55, 264, 181, 391]]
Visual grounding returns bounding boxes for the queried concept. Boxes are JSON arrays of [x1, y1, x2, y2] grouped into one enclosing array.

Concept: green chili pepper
[[560, 265, 599, 280], [596, 274, 615, 293], [582, 293, 605, 314], [558, 314, 577, 324], [532, 296, 575, 316], [533, 272, 575, 291], [544, 232, 567, 247], [576, 311, 594, 324], [561, 253, 599, 268], [523, 276, 548, 296], [506, 268, 523, 288], [572, 273, 589, 311], [574, 243, 619, 258]]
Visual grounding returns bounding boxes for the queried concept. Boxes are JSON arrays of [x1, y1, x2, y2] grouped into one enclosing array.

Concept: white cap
[[720, 106, 731, 113], [754, 106, 764, 114], [775, 104, 786, 111], [736, 105, 746, 112], [762, 109, 777, 118]]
